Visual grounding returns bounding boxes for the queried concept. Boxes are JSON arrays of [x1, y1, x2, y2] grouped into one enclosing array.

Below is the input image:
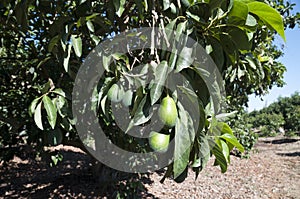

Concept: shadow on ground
[[0, 148, 159, 198], [262, 138, 299, 145], [277, 152, 300, 157]]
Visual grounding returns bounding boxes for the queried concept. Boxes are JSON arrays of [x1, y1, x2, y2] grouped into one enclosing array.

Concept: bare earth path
[[145, 136, 300, 199], [1, 135, 300, 198]]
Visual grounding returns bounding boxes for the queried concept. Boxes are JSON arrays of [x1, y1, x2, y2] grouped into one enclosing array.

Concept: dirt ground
[[1, 135, 300, 199]]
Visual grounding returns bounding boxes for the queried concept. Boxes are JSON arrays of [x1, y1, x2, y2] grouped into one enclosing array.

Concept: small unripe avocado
[[122, 90, 133, 107], [107, 84, 124, 102], [149, 131, 170, 152], [158, 96, 178, 128]]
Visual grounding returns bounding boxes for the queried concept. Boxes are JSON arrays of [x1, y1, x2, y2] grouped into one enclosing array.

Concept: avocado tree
[[0, 0, 299, 182]]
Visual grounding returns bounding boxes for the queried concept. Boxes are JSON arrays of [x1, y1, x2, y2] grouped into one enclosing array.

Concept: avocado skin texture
[[158, 96, 178, 128], [149, 131, 170, 152]]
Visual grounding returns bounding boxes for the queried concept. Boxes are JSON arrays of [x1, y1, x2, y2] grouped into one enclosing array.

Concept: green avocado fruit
[[149, 131, 170, 152], [107, 83, 124, 103], [158, 96, 178, 128], [122, 90, 133, 107]]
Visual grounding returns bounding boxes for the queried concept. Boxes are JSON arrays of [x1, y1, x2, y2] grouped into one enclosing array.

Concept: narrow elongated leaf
[[86, 20, 95, 32], [34, 102, 44, 130], [212, 143, 227, 173], [220, 133, 244, 152], [43, 96, 57, 129], [52, 88, 66, 97], [215, 111, 238, 121], [220, 139, 230, 162], [173, 102, 195, 178], [126, 95, 152, 132], [113, 0, 126, 17], [163, 0, 171, 10], [29, 97, 41, 117], [247, 1, 286, 41], [192, 63, 222, 113], [245, 55, 257, 70], [71, 35, 82, 57], [63, 44, 72, 72], [175, 21, 187, 41], [150, 61, 169, 105], [176, 46, 194, 72], [55, 96, 68, 118], [192, 135, 210, 169]]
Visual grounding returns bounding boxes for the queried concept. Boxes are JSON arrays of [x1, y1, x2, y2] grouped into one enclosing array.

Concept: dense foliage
[[228, 110, 258, 157], [0, 0, 299, 183], [249, 92, 300, 137]]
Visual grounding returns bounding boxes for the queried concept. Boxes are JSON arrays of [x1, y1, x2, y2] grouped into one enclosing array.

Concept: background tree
[[0, 0, 299, 183], [248, 92, 300, 137]]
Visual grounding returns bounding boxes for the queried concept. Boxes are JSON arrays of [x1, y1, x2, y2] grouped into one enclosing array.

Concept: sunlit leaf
[[113, 0, 126, 17], [43, 95, 57, 129], [63, 44, 72, 72], [220, 133, 244, 152], [71, 35, 82, 57], [150, 61, 169, 105], [29, 97, 41, 117], [173, 101, 196, 178], [247, 1, 286, 41], [34, 102, 44, 130]]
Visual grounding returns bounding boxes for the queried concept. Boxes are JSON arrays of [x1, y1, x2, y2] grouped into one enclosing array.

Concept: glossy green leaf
[[113, 0, 126, 17], [54, 96, 68, 118], [71, 35, 82, 57], [150, 61, 169, 105], [86, 20, 95, 32], [228, 0, 248, 25], [29, 97, 41, 117], [163, 0, 171, 10], [218, 122, 234, 135], [220, 139, 230, 162], [34, 102, 44, 130], [173, 101, 195, 178], [245, 55, 257, 70], [245, 14, 257, 27], [63, 44, 72, 72], [211, 143, 227, 173], [220, 133, 244, 152], [174, 167, 188, 183], [42, 95, 57, 129], [175, 21, 187, 41], [192, 135, 210, 169], [192, 63, 222, 113], [238, 67, 246, 79], [122, 90, 133, 107], [126, 95, 152, 132], [52, 88, 66, 98], [227, 26, 251, 50], [247, 1, 286, 41], [176, 46, 194, 72]]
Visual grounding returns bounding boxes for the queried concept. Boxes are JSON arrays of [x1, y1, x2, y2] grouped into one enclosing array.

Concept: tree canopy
[[0, 0, 299, 182]]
